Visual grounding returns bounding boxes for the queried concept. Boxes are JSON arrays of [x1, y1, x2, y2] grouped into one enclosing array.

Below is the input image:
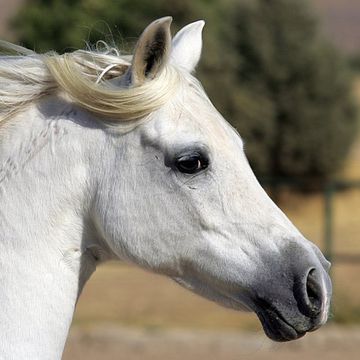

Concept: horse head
[[92, 17, 332, 341]]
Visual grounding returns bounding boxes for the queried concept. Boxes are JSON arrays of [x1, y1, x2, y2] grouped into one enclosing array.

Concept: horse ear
[[130, 17, 172, 85], [170, 20, 205, 72]]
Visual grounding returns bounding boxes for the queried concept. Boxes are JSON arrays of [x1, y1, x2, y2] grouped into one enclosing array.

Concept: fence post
[[324, 183, 334, 265]]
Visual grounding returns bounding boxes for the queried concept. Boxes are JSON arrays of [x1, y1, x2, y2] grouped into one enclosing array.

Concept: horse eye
[[175, 154, 208, 174]]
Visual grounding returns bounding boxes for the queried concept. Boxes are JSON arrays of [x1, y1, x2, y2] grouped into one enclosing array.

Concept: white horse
[[0, 17, 331, 359]]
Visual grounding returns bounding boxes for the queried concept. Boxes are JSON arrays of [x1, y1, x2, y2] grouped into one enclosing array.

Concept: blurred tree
[[11, 0, 218, 52], [349, 53, 360, 73], [12, 0, 358, 182], [227, 0, 358, 180]]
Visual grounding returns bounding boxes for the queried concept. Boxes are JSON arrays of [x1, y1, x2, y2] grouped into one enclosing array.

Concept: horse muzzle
[[252, 248, 332, 342]]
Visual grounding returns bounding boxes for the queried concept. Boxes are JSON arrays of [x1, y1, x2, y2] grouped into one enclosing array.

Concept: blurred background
[[1, 0, 359, 359]]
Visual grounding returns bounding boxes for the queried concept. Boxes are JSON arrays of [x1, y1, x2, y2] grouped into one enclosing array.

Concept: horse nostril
[[305, 269, 323, 315], [295, 268, 324, 317]]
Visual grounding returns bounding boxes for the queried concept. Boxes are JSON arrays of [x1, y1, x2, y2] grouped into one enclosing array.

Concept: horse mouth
[[172, 276, 318, 342], [255, 302, 306, 342]]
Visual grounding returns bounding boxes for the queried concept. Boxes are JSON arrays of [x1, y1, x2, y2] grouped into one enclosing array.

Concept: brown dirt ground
[[63, 325, 360, 360]]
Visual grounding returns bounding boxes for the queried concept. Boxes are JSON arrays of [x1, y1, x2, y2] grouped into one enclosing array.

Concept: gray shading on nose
[[252, 241, 332, 341], [295, 268, 327, 318], [289, 241, 332, 330]]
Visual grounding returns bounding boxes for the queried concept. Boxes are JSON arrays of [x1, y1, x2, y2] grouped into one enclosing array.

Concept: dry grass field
[[63, 325, 360, 360]]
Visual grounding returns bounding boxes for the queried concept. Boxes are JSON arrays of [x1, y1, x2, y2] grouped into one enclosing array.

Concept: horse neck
[[0, 99, 111, 359]]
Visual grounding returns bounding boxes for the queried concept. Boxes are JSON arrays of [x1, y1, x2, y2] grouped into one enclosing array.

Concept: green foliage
[[12, 0, 216, 52], [12, 0, 358, 181], [349, 53, 360, 73], [226, 0, 358, 179]]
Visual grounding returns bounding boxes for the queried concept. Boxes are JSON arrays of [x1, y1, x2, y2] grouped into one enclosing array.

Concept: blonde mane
[[0, 41, 180, 126]]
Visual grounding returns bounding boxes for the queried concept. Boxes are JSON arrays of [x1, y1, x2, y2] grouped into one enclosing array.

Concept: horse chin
[[223, 296, 308, 341], [255, 308, 306, 342], [252, 296, 330, 342]]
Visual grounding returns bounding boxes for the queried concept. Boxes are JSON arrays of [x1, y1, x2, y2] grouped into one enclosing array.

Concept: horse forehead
[[146, 96, 242, 151]]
